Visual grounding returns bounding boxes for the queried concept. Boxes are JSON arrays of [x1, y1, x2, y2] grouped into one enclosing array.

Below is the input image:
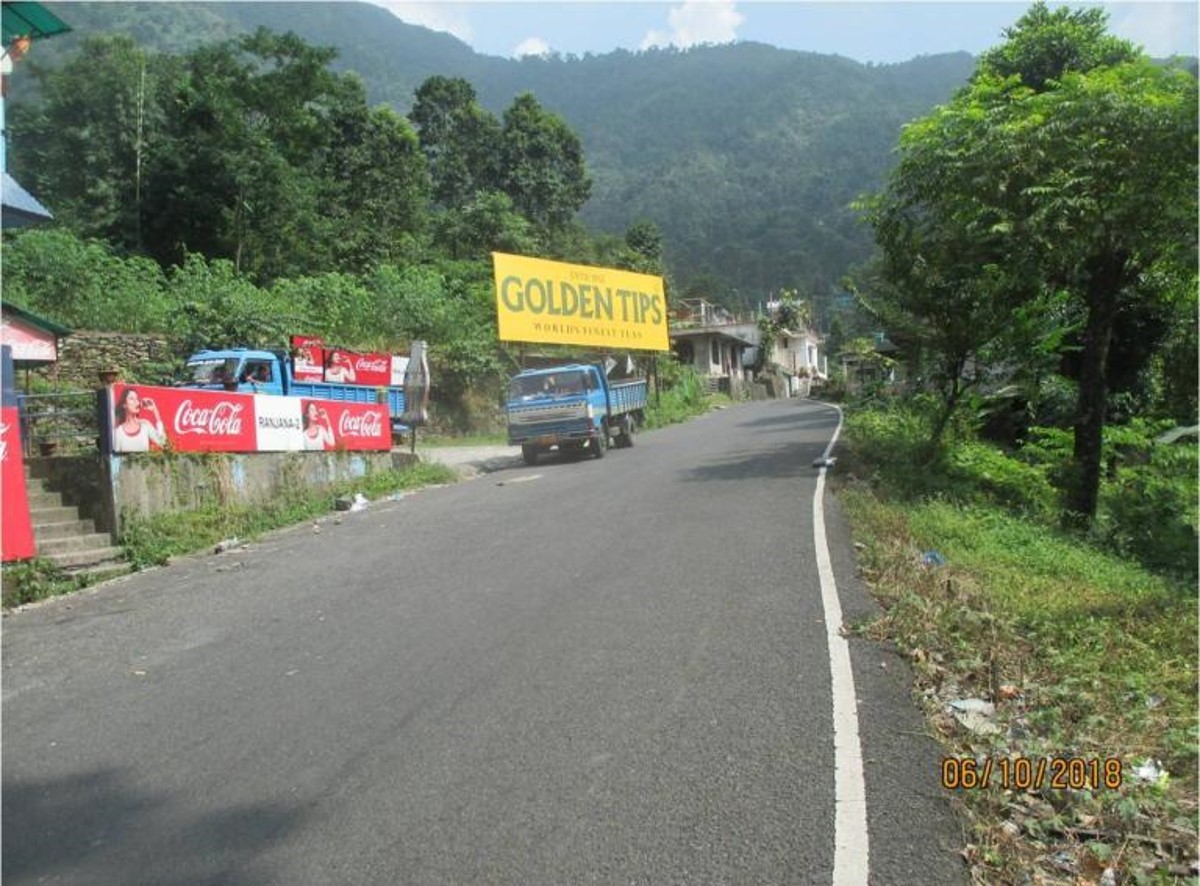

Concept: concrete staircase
[[25, 467, 130, 581]]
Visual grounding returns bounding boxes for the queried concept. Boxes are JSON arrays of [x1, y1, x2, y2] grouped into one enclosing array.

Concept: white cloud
[[1111, 4, 1198, 58], [641, 0, 744, 50], [513, 36, 553, 58], [373, 2, 474, 44]]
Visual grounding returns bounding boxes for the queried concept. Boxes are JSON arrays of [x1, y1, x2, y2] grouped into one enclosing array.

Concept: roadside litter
[[335, 493, 370, 512]]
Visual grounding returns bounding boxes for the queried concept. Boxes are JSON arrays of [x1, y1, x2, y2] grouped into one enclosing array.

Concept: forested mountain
[[25, 2, 976, 303]]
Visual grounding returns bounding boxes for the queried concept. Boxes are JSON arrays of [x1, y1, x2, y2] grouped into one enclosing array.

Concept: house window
[[711, 340, 719, 364]]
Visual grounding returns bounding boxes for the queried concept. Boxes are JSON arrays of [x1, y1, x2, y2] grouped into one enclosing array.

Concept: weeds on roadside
[[642, 363, 732, 429], [1, 558, 98, 608], [838, 401, 1198, 884], [119, 462, 456, 570]]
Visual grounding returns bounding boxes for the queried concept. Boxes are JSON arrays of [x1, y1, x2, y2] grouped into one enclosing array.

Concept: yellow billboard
[[492, 253, 669, 352]]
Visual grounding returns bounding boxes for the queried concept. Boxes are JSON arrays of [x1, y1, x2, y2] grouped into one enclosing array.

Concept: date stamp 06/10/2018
[[941, 756, 1124, 791]]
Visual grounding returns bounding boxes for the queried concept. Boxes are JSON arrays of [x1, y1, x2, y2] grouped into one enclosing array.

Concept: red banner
[[107, 384, 391, 453], [324, 348, 393, 387], [109, 384, 256, 453], [291, 335, 325, 383], [1, 406, 36, 561], [299, 399, 389, 451]]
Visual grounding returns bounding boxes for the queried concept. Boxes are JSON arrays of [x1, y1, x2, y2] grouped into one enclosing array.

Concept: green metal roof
[[2, 2, 70, 44], [1, 301, 72, 336]]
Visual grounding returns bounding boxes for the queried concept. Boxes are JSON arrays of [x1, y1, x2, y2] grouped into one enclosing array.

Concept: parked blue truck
[[183, 348, 408, 435], [506, 364, 647, 465]]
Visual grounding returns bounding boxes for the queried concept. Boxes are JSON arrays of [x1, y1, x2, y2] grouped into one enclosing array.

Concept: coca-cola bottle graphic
[[401, 341, 430, 452], [402, 341, 430, 427]]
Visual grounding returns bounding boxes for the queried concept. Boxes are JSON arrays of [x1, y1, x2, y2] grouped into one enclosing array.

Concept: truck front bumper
[[508, 419, 596, 447]]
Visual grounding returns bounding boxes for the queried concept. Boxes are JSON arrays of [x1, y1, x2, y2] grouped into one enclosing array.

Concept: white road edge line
[[812, 401, 870, 885]]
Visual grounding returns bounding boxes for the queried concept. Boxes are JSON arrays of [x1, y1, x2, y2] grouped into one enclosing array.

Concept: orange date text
[[940, 756, 1122, 791]]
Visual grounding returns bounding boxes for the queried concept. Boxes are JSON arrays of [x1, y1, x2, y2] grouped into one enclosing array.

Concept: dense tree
[[146, 30, 366, 281], [8, 35, 175, 250], [321, 103, 430, 271], [430, 191, 536, 261], [973, 2, 1135, 90], [408, 76, 501, 210], [1, 228, 169, 332], [498, 93, 591, 232], [862, 2, 1197, 522], [621, 220, 665, 274]]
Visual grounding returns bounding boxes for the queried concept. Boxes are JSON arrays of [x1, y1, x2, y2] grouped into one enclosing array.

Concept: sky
[[368, 1, 1198, 64]]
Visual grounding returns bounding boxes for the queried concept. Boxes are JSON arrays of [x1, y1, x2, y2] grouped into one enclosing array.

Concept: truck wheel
[[521, 444, 538, 466], [621, 414, 636, 448], [592, 432, 607, 459]]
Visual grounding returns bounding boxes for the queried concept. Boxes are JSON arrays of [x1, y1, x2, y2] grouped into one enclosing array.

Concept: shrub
[[1099, 441, 1198, 583], [944, 440, 1057, 518], [643, 361, 709, 429]]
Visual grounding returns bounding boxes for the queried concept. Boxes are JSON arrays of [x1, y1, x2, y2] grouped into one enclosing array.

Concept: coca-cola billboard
[[109, 384, 258, 453], [324, 348, 394, 387], [291, 335, 325, 383], [105, 384, 390, 454], [300, 399, 389, 451]]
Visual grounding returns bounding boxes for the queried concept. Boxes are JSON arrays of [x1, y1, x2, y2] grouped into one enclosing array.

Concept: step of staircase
[[26, 487, 72, 509], [29, 518, 98, 540], [62, 560, 134, 584], [22, 474, 128, 576], [43, 545, 127, 571], [36, 533, 120, 555], [29, 504, 87, 524]]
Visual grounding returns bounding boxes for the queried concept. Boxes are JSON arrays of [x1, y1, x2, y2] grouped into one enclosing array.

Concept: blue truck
[[183, 348, 408, 434], [506, 363, 647, 465]]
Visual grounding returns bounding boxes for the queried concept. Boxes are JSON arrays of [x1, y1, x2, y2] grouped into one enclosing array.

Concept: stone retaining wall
[[35, 331, 172, 389]]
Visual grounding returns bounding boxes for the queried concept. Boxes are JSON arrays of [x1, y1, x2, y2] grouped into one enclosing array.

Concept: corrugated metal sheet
[[1, 171, 52, 227]]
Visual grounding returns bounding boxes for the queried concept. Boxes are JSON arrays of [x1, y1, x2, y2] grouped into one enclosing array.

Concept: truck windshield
[[186, 358, 241, 385], [510, 371, 587, 400]]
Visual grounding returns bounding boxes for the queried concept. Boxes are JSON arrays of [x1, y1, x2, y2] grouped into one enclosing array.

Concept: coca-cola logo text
[[0, 423, 8, 463], [338, 410, 384, 438], [174, 400, 246, 437], [353, 356, 389, 373]]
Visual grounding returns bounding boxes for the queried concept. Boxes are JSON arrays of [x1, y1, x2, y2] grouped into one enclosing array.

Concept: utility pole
[[135, 59, 145, 251]]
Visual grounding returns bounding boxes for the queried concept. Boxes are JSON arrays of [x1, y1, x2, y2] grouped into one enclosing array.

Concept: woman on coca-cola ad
[[112, 387, 167, 453], [302, 401, 336, 451], [324, 351, 357, 384]]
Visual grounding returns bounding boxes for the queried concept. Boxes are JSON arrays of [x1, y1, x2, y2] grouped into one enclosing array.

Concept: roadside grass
[[642, 368, 733, 428], [1, 558, 100, 610], [837, 407, 1198, 884], [1, 462, 457, 609]]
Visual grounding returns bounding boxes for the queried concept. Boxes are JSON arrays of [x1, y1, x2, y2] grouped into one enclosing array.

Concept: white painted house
[[668, 298, 826, 397], [668, 299, 755, 395]]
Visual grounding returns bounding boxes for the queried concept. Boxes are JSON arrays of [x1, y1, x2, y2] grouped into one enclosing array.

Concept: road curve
[[3, 398, 965, 885]]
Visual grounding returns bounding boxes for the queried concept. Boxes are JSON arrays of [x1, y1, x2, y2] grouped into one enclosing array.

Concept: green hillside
[[26, 2, 975, 301]]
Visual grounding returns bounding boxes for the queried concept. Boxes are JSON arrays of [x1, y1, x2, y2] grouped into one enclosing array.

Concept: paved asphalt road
[[3, 399, 966, 885]]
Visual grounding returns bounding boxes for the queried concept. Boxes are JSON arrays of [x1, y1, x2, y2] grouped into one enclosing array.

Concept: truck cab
[[184, 349, 286, 396]]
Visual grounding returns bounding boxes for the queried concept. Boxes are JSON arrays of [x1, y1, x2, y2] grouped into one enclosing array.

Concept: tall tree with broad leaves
[[408, 76, 501, 210], [145, 29, 362, 281], [322, 102, 430, 271], [862, 2, 1197, 523], [8, 35, 176, 251], [498, 92, 592, 232]]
